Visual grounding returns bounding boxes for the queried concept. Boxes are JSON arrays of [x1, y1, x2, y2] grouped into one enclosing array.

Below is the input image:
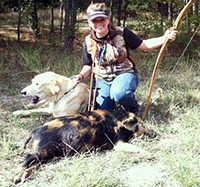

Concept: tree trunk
[[194, 0, 199, 16], [109, 0, 114, 24], [167, 1, 173, 25], [62, 0, 77, 50], [122, 0, 130, 27], [30, 0, 40, 38], [194, 0, 199, 28], [185, 0, 192, 34], [117, 0, 122, 26], [59, 0, 64, 41], [71, 0, 77, 29], [17, 0, 21, 45], [63, 0, 70, 49], [50, 0, 54, 35]]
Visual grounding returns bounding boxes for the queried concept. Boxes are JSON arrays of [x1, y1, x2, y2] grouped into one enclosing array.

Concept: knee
[[111, 88, 127, 103]]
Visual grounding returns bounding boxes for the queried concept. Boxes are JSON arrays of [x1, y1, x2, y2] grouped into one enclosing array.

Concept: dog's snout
[[21, 90, 27, 95]]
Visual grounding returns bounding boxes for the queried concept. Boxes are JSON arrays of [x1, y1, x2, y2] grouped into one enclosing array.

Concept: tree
[[117, 0, 122, 26], [17, 0, 22, 44], [109, 0, 114, 24], [50, 0, 55, 35], [59, 0, 64, 40], [30, 0, 40, 38], [122, 0, 130, 27], [62, 0, 77, 49]]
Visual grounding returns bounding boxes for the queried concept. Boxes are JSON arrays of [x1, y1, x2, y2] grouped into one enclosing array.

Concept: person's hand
[[164, 28, 177, 42], [70, 74, 84, 83]]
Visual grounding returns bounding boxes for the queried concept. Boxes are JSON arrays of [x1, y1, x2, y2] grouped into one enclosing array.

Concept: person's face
[[89, 17, 110, 37]]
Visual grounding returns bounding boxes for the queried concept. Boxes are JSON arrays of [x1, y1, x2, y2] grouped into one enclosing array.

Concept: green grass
[[15, 45, 82, 76], [0, 33, 200, 187], [163, 109, 200, 187]]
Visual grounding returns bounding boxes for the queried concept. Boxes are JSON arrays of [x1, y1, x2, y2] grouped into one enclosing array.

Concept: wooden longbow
[[142, 0, 195, 120]]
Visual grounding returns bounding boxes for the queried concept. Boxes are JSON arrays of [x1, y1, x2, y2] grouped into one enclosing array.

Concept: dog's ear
[[50, 80, 60, 95]]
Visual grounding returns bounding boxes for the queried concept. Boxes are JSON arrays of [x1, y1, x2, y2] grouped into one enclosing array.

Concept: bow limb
[[142, 0, 195, 120], [173, 0, 195, 29]]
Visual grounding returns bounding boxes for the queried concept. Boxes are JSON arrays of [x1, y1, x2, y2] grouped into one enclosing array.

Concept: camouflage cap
[[87, 3, 110, 21]]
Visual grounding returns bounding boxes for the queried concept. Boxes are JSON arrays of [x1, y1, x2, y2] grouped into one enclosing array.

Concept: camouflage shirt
[[82, 26, 142, 81]]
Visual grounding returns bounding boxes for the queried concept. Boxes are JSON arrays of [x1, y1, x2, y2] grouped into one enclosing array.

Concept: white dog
[[13, 71, 89, 117]]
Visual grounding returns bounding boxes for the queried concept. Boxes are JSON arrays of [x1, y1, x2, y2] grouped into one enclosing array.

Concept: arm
[[77, 65, 92, 82], [72, 41, 93, 82], [138, 29, 177, 51], [71, 65, 92, 82]]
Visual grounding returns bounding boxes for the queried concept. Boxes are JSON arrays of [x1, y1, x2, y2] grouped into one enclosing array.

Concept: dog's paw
[[12, 110, 31, 117]]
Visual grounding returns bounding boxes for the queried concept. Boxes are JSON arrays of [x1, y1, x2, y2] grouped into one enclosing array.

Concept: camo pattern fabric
[[85, 26, 136, 81]]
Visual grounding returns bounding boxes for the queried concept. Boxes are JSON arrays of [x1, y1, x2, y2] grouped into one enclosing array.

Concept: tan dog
[[13, 71, 89, 117]]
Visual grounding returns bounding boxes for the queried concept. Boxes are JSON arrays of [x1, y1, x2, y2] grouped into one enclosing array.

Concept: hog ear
[[50, 80, 60, 95], [122, 115, 139, 131]]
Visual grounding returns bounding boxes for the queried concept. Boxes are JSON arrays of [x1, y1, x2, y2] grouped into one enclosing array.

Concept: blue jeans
[[95, 72, 139, 113]]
